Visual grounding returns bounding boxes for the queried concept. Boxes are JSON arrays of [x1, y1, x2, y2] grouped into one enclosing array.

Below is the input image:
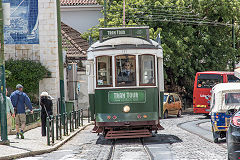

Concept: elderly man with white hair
[[40, 91, 53, 136]]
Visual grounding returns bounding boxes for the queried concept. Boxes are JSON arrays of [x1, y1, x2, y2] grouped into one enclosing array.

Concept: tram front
[[87, 27, 164, 139]]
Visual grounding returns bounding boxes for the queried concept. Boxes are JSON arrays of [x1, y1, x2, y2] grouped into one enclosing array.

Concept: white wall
[[61, 6, 102, 33], [77, 71, 89, 110]]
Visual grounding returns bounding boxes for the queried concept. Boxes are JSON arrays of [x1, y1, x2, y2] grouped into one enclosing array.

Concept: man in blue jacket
[[10, 84, 33, 139]]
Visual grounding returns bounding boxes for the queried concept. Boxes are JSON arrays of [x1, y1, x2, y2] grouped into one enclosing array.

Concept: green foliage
[[84, 0, 240, 102], [5, 59, 51, 101]]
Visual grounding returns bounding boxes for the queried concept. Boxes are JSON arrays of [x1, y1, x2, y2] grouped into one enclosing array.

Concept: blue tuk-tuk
[[210, 83, 240, 143]]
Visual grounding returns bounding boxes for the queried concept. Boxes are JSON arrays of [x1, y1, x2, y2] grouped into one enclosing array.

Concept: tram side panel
[[87, 61, 95, 121]]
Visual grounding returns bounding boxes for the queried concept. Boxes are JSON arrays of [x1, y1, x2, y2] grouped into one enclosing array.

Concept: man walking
[[10, 84, 33, 139]]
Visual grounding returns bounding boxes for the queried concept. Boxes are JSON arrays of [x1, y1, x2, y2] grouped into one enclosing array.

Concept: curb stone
[[0, 122, 94, 160]]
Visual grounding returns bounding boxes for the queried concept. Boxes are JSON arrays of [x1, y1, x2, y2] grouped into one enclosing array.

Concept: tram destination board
[[108, 90, 146, 104], [99, 27, 149, 42]]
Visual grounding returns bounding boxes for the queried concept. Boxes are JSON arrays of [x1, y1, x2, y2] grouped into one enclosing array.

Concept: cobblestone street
[[17, 113, 228, 160]]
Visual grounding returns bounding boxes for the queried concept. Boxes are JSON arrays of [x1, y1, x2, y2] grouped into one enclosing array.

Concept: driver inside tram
[[117, 61, 135, 85]]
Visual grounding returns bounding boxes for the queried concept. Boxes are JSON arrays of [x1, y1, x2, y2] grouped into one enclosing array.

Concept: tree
[[83, 0, 240, 105]]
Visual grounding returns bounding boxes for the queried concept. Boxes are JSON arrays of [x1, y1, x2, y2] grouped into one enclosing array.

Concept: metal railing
[[26, 109, 41, 125], [46, 108, 90, 146], [11, 109, 41, 130]]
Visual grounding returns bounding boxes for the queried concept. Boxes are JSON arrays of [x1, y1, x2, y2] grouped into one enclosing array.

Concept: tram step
[[105, 129, 152, 139]]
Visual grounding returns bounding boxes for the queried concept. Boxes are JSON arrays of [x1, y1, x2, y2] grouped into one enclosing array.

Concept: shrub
[[5, 59, 51, 103]]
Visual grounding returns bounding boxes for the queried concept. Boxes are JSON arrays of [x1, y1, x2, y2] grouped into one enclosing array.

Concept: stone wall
[[38, 0, 60, 114], [4, 44, 40, 61]]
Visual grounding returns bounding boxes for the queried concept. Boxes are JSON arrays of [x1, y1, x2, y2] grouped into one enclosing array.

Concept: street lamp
[[0, 0, 9, 145]]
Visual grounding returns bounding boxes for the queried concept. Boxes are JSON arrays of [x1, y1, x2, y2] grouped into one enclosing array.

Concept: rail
[[46, 108, 90, 146], [11, 109, 41, 130], [26, 109, 41, 125]]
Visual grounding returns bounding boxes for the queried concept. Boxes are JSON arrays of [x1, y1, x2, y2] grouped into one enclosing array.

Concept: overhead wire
[[126, 18, 237, 27], [128, 3, 192, 9], [106, 3, 240, 28]]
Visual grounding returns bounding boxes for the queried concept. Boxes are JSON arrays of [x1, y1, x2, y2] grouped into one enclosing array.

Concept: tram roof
[[87, 37, 163, 60]]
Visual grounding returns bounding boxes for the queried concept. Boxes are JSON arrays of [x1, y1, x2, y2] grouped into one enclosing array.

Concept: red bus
[[193, 71, 240, 114]]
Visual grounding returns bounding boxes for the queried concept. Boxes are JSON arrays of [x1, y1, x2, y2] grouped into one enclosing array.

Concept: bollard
[[56, 115, 59, 140], [51, 115, 55, 144], [69, 112, 72, 132], [59, 114, 62, 139], [81, 108, 83, 126], [46, 117, 50, 146], [63, 113, 66, 136], [78, 110, 80, 127], [66, 112, 68, 135], [88, 107, 90, 123], [72, 111, 74, 132], [74, 111, 77, 129]]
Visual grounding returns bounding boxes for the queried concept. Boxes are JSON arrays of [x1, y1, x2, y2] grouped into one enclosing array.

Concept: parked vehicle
[[210, 83, 240, 143], [193, 71, 240, 115], [163, 93, 182, 118], [227, 110, 240, 160], [87, 27, 164, 139]]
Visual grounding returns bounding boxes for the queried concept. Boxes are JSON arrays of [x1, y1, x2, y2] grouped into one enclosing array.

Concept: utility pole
[[104, 0, 107, 27], [232, 19, 235, 70], [56, 0, 66, 115], [0, 0, 9, 145], [123, 0, 125, 26]]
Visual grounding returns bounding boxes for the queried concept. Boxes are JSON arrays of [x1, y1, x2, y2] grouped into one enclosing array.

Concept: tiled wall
[[3, 0, 39, 44]]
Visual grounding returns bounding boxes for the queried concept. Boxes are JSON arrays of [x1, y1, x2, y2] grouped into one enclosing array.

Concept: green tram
[[87, 27, 164, 139]]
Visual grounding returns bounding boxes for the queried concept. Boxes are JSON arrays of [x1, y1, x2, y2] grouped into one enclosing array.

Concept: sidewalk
[[0, 119, 92, 160]]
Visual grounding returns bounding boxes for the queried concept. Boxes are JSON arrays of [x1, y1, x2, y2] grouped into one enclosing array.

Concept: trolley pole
[[123, 0, 125, 26], [56, 0, 66, 114], [104, 0, 107, 27], [0, 0, 9, 145], [232, 19, 235, 70]]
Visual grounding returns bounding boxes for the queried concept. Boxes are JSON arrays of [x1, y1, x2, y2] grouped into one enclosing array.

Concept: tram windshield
[[139, 55, 155, 85], [225, 93, 240, 104], [96, 56, 112, 87], [116, 55, 136, 86]]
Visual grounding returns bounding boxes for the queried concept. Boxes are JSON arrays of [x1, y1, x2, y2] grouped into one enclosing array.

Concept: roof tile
[[61, 22, 88, 60], [61, 0, 98, 6]]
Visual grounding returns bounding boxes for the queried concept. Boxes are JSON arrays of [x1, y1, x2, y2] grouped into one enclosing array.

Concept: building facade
[[60, 0, 102, 33], [3, 0, 61, 113]]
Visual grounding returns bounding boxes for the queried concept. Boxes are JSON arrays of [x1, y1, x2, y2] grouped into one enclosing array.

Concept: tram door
[[158, 57, 164, 118]]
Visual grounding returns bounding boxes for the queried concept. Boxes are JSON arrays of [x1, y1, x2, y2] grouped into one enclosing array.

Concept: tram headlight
[[123, 105, 130, 113]]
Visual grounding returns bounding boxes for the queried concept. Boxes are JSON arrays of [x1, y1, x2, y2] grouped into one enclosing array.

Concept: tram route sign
[[108, 90, 146, 104], [99, 27, 149, 42]]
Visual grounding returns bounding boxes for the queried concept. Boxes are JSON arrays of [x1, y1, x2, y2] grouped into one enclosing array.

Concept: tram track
[[177, 119, 227, 149], [107, 138, 153, 160]]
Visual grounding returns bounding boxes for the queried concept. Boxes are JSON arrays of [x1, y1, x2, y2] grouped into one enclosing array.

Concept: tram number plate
[[108, 90, 146, 104]]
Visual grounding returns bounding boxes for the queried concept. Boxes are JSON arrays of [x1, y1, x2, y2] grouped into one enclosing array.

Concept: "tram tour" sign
[[108, 90, 146, 104], [99, 27, 149, 42]]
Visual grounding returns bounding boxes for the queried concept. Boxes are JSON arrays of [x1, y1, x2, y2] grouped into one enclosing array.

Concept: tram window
[[96, 56, 112, 87], [139, 55, 155, 85], [116, 55, 136, 86]]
